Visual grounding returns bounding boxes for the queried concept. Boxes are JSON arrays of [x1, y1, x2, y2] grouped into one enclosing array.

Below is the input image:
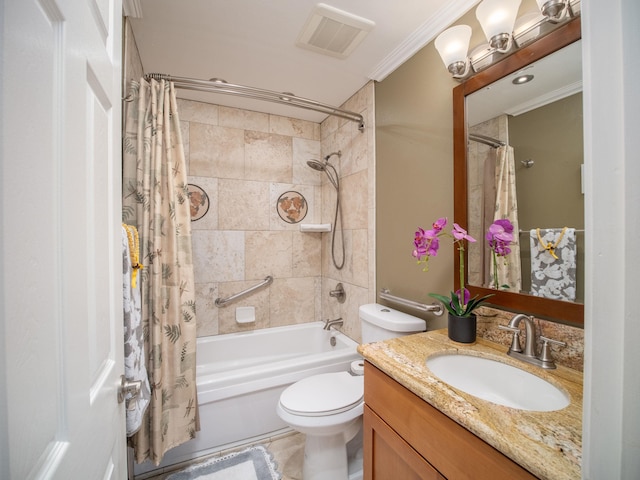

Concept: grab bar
[[215, 276, 273, 307], [379, 288, 444, 316]]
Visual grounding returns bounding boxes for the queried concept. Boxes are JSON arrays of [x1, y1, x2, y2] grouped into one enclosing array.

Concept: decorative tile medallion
[[277, 191, 308, 224], [188, 183, 210, 221]]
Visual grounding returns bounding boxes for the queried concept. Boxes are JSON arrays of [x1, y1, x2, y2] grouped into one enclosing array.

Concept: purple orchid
[[412, 217, 493, 317], [452, 223, 476, 243], [486, 219, 514, 257]]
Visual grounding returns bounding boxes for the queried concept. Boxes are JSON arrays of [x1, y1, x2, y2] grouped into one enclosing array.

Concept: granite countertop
[[357, 329, 582, 480]]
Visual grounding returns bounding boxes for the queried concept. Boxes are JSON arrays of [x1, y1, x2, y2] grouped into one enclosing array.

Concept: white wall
[[582, 0, 640, 477]]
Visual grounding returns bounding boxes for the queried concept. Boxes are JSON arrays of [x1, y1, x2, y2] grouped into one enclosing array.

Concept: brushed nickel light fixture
[[435, 0, 580, 80]]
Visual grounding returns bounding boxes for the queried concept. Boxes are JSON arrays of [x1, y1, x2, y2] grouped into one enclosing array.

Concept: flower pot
[[447, 313, 477, 344]]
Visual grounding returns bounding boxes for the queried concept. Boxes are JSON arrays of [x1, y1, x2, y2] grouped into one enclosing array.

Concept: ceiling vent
[[296, 4, 375, 59]]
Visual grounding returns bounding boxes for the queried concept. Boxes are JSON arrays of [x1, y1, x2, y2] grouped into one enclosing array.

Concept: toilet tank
[[359, 303, 426, 344]]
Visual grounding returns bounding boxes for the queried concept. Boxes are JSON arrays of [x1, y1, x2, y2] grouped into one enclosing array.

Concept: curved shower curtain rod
[[143, 73, 365, 132]]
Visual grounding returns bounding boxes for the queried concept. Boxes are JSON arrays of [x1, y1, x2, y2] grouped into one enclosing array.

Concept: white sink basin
[[426, 354, 569, 411]]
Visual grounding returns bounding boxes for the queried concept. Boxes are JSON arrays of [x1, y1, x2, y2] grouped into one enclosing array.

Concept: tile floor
[[138, 432, 305, 480]]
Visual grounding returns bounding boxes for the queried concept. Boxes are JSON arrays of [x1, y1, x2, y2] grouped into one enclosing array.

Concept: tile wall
[[124, 18, 375, 343], [181, 85, 376, 341]]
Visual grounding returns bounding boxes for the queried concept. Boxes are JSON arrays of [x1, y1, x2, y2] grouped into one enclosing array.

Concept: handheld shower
[[306, 151, 344, 270]]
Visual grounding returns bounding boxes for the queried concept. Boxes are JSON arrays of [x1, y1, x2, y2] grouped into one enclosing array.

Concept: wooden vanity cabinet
[[363, 362, 538, 480]]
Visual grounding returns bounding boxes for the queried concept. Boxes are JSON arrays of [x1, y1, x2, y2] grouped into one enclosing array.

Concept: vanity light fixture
[[536, 0, 576, 23], [434, 25, 472, 79], [476, 0, 522, 53], [434, 0, 580, 80]]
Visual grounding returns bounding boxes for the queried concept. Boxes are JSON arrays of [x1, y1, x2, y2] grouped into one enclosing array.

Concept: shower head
[[306, 151, 341, 171], [306, 159, 327, 171]]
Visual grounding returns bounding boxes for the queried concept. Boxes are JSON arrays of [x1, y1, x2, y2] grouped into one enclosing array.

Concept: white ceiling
[[127, 0, 480, 122]]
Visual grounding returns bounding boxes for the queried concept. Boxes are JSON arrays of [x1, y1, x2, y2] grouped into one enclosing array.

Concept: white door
[[1, 0, 126, 478]]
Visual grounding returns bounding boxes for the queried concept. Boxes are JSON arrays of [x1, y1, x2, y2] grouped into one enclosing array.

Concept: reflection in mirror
[[453, 17, 584, 326], [466, 40, 584, 303]]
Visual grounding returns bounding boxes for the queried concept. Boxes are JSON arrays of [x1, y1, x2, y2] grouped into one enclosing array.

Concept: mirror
[[454, 18, 584, 326]]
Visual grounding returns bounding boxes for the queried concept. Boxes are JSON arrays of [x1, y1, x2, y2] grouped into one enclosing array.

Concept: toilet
[[276, 303, 426, 480]]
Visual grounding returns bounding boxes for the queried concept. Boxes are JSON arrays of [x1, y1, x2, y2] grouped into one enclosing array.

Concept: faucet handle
[[498, 325, 523, 353], [540, 336, 566, 347], [538, 336, 567, 369]]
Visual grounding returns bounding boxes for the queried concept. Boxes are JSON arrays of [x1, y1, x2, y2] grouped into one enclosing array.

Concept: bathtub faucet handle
[[323, 317, 343, 330], [329, 283, 346, 303]]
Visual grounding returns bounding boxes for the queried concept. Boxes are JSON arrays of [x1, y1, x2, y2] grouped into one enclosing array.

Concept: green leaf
[[164, 324, 181, 344], [428, 293, 457, 316]]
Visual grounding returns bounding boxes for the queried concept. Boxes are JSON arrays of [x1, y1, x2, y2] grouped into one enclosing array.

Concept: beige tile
[[190, 122, 245, 179], [244, 131, 292, 183], [292, 231, 321, 277], [195, 282, 219, 337], [218, 179, 270, 230], [269, 114, 320, 141], [191, 230, 244, 283], [219, 106, 269, 133], [340, 170, 368, 230], [269, 277, 316, 327], [245, 231, 293, 279], [292, 137, 322, 186], [348, 121, 369, 175], [351, 228, 369, 288], [177, 99, 219, 125]]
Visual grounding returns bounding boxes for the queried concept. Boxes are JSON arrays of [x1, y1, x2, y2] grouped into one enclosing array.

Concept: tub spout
[[323, 317, 343, 330]]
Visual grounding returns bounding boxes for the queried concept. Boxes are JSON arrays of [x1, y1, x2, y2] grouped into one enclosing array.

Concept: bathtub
[[134, 321, 361, 476]]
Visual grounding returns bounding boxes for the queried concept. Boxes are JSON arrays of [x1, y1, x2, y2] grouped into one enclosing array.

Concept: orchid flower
[[412, 217, 493, 317], [486, 218, 515, 289]]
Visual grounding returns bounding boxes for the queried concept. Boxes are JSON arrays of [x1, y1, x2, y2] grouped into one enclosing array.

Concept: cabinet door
[[364, 363, 538, 480], [364, 405, 445, 480]]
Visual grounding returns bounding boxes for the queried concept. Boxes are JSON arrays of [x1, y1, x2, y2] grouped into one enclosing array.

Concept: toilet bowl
[[276, 304, 426, 480], [277, 372, 364, 480]]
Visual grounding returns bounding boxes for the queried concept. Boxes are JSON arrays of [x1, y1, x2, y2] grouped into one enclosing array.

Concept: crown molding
[[123, 0, 143, 18], [369, 0, 480, 82]]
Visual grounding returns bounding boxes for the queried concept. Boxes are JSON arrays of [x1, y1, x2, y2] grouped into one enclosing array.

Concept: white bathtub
[[134, 321, 361, 476]]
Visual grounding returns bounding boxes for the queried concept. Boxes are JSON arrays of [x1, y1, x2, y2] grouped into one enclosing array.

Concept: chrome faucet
[[323, 317, 343, 330], [499, 314, 566, 369]]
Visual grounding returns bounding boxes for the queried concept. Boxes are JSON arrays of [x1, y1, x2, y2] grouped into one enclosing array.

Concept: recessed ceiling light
[[512, 74, 534, 85]]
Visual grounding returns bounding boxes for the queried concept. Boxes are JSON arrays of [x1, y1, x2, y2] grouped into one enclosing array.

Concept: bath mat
[[165, 445, 281, 480]]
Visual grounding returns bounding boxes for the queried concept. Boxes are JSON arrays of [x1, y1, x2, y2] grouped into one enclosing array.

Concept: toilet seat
[[280, 372, 364, 417]]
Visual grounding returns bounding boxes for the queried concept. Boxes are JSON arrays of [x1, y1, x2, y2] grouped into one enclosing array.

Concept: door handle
[[118, 375, 142, 404]]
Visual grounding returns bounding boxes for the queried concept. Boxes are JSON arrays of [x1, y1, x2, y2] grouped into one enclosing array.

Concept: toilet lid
[[280, 372, 364, 417]]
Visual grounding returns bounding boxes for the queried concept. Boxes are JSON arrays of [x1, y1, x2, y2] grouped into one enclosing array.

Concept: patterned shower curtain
[[492, 145, 522, 292], [122, 78, 199, 465]]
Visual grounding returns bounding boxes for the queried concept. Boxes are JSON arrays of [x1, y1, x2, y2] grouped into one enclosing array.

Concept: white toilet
[[276, 303, 426, 480]]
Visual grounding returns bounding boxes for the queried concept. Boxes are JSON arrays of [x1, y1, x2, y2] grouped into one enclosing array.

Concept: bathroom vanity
[[358, 330, 583, 479]]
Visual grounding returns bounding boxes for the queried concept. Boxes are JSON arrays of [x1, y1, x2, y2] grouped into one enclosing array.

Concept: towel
[[122, 225, 150, 436], [529, 227, 577, 301]]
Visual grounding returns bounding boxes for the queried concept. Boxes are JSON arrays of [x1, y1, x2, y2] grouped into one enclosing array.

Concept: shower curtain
[[492, 145, 522, 291], [122, 78, 199, 465]]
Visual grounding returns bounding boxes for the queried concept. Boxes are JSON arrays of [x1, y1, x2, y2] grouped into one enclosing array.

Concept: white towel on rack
[[122, 226, 150, 436], [529, 228, 577, 301]]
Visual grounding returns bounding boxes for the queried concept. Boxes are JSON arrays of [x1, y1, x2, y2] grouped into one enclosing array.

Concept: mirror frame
[[453, 17, 583, 326]]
